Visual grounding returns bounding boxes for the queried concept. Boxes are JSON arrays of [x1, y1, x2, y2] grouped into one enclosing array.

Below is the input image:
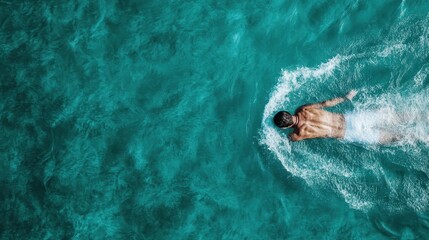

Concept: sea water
[[2, 1, 429, 239]]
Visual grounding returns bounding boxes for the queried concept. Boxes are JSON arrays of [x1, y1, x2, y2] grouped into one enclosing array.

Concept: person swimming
[[273, 90, 400, 144]]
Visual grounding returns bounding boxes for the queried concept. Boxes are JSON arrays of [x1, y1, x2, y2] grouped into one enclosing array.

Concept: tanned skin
[[287, 90, 357, 142]]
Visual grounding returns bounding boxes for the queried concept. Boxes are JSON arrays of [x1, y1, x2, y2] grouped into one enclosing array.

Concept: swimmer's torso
[[290, 107, 346, 141]]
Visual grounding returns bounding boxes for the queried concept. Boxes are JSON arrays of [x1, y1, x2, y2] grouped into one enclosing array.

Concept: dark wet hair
[[273, 111, 293, 128]]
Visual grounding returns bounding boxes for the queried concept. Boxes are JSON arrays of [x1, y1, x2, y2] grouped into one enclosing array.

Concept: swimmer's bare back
[[289, 91, 357, 141]]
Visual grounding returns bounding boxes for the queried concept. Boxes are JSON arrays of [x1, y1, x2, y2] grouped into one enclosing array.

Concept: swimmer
[[273, 90, 400, 144]]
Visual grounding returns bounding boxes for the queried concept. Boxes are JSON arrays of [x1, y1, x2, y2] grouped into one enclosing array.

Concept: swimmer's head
[[273, 111, 294, 128]]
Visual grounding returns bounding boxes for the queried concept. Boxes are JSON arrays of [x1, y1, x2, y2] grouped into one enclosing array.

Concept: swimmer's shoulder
[[295, 105, 307, 113], [289, 132, 302, 142], [295, 104, 316, 113]]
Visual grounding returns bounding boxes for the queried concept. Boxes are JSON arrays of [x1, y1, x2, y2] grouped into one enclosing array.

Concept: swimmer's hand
[[345, 90, 357, 101]]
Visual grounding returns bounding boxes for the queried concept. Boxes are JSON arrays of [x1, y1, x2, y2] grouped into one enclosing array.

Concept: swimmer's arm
[[302, 90, 357, 109], [306, 97, 346, 108]]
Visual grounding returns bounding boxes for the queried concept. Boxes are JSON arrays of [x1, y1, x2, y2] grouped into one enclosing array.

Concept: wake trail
[[260, 53, 429, 213]]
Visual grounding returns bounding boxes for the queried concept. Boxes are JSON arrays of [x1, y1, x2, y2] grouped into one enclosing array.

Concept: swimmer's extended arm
[[302, 90, 357, 109], [307, 97, 346, 108]]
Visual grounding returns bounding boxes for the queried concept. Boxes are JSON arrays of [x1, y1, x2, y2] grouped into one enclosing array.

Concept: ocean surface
[[2, 1, 429, 239]]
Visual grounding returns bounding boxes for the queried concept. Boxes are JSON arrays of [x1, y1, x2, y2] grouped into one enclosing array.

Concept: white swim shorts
[[343, 111, 380, 144]]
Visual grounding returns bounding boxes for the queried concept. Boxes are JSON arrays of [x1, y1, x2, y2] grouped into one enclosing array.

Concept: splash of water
[[260, 54, 346, 178], [260, 52, 429, 214]]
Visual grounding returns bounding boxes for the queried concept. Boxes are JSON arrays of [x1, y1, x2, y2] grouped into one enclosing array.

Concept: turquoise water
[[2, 0, 429, 239]]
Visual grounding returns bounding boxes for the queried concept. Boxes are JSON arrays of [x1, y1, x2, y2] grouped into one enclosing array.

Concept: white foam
[[377, 43, 406, 58], [353, 91, 429, 147], [414, 63, 429, 86], [399, 0, 406, 18], [335, 182, 374, 210], [341, 91, 429, 211]]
